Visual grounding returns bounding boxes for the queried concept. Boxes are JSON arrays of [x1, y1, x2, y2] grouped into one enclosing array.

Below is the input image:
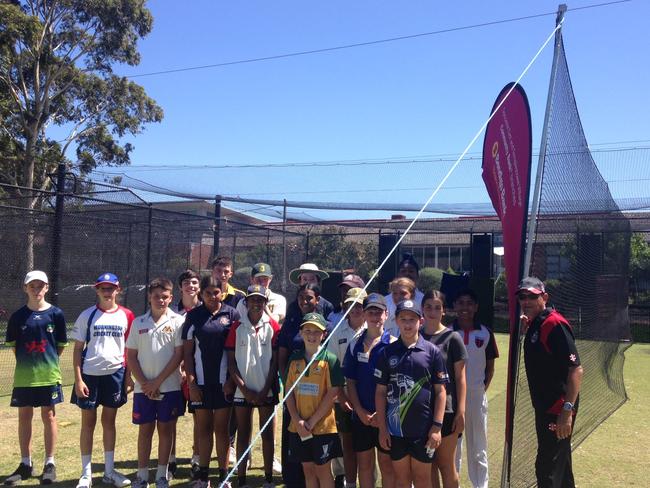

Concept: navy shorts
[[334, 403, 353, 434], [71, 367, 127, 409], [289, 432, 342, 465], [390, 435, 435, 464], [351, 416, 389, 454], [441, 412, 456, 438], [10, 384, 63, 408], [187, 384, 231, 412], [132, 391, 185, 424]]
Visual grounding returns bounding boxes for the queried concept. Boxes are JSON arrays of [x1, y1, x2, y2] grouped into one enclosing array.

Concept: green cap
[[300, 312, 328, 331]]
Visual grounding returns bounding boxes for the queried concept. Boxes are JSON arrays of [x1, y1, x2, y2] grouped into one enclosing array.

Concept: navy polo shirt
[[524, 308, 581, 414], [375, 335, 448, 438], [343, 329, 392, 414], [181, 303, 240, 386]]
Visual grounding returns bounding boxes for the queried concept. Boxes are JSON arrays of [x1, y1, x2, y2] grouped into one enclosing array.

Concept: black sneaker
[[190, 463, 200, 481], [167, 462, 177, 480], [4, 463, 33, 486], [40, 464, 56, 485]]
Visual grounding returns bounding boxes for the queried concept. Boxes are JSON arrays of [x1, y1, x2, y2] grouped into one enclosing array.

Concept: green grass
[[0, 334, 648, 487]]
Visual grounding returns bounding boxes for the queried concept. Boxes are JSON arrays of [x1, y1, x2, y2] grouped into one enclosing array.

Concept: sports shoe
[[4, 463, 33, 486], [40, 463, 57, 485], [76, 475, 92, 488], [154, 478, 168, 488], [132, 478, 148, 488], [190, 463, 200, 481], [272, 457, 282, 475], [167, 462, 177, 480], [191, 480, 210, 488], [102, 471, 131, 487]]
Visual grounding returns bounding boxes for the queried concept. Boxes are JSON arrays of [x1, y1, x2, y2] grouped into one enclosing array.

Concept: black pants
[[282, 404, 306, 487], [534, 409, 576, 488]]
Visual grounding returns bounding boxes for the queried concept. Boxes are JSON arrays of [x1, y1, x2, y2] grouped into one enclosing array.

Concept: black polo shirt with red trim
[[523, 308, 581, 414]]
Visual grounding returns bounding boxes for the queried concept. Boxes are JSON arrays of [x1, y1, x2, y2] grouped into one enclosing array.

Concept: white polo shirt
[[326, 319, 366, 364], [126, 309, 184, 393], [452, 323, 499, 389], [236, 289, 287, 323], [71, 305, 134, 376], [225, 313, 280, 400]]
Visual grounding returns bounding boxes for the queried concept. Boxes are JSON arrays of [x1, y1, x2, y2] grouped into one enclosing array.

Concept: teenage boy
[[70, 273, 134, 488], [327, 287, 368, 488], [518, 277, 583, 488], [226, 285, 280, 488], [211, 256, 245, 308], [235, 263, 287, 323], [285, 312, 344, 488], [344, 293, 396, 488], [3, 271, 67, 486], [375, 300, 448, 488], [451, 289, 498, 488], [126, 278, 185, 488], [174, 269, 201, 478]]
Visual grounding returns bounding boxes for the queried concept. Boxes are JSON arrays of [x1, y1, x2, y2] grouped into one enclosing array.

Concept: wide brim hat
[[289, 263, 329, 285]]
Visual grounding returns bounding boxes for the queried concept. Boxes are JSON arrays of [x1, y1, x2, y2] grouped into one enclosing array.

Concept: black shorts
[[334, 403, 353, 434], [71, 368, 127, 409], [351, 416, 389, 454], [390, 435, 435, 464], [441, 412, 456, 438], [289, 432, 342, 465], [187, 384, 231, 412], [10, 384, 63, 408]]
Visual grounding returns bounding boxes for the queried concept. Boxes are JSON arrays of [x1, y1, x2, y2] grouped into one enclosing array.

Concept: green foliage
[[305, 227, 378, 279], [0, 0, 162, 200], [418, 267, 444, 293]]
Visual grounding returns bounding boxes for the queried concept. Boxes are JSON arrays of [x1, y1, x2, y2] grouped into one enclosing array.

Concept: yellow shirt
[[285, 348, 344, 435]]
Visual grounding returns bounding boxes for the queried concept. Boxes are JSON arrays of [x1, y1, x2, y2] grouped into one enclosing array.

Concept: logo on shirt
[[388, 356, 399, 367], [569, 353, 577, 363], [46, 324, 54, 333], [219, 316, 230, 325], [374, 368, 382, 378], [475, 337, 484, 348], [338, 338, 347, 345], [25, 340, 47, 354], [297, 383, 320, 396], [139, 328, 150, 335], [162, 325, 173, 334]]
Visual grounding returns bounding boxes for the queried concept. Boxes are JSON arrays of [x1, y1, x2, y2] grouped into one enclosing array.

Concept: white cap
[[24, 270, 49, 285]]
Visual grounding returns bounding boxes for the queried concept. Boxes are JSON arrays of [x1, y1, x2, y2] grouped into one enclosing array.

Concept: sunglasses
[[517, 293, 541, 301]]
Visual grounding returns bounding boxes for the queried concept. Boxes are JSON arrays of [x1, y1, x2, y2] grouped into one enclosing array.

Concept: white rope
[[219, 20, 562, 487]]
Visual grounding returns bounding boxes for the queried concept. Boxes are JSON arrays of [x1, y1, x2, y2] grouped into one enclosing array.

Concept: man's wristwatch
[[562, 401, 574, 412]]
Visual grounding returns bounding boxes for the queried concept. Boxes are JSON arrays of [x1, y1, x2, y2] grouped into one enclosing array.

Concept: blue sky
[[91, 0, 650, 221]]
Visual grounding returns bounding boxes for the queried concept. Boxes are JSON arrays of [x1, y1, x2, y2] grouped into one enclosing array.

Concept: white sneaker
[[102, 471, 131, 487], [76, 474, 92, 488], [272, 457, 282, 474]]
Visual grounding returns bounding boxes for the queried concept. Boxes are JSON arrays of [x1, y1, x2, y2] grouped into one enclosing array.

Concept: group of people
[[4, 253, 583, 488]]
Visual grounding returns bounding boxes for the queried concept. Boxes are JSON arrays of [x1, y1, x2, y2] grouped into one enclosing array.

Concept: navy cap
[[517, 277, 546, 295], [395, 299, 422, 318], [363, 293, 387, 311], [95, 273, 119, 287], [246, 284, 268, 299]]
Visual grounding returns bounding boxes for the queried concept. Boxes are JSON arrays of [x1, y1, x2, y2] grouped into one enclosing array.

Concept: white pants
[[455, 387, 489, 488]]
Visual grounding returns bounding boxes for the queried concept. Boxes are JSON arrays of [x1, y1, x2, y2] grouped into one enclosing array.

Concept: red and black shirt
[[523, 308, 581, 414]]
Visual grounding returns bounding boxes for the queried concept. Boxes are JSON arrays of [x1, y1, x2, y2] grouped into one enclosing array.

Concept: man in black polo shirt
[[518, 277, 583, 488]]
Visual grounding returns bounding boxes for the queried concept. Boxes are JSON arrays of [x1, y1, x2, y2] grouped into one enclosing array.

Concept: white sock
[[21, 456, 32, 467], [81, 455, 92, 477], [104, 451, 115, 475], [191, 454, 199, 465], [156, 465, 167, 480], [45, 456, 55, 466], [137, 468, 148, 481]]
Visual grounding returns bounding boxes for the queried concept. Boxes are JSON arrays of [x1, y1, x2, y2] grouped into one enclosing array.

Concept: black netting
[[509, 38, 632, 487]]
